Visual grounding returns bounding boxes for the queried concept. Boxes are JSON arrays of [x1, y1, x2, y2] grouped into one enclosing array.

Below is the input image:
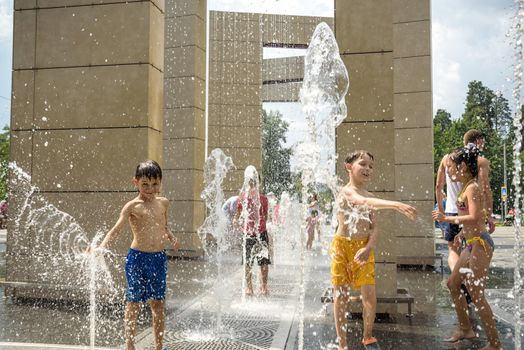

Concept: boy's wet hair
[[345, 150, 374, 164], [449, 144, 480, 178], [311, 209, 318, 216], [463, 129, 485, 145], [135, 160, 162, 180]]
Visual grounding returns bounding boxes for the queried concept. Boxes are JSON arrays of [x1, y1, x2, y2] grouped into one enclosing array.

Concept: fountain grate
[[160, 339, 264, 350], [158, 312, 280, 350]]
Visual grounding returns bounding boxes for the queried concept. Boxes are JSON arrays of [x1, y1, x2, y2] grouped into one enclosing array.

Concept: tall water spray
[[297, 22, 349, 350], [511, 1, 524, 347], [8, 163, 117, 348], [197, 148, 235, 335]]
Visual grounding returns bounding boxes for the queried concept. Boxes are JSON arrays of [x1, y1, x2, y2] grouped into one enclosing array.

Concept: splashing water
[[7, 163, 117, 348], [511, 1, 524, 347], [297, 22, 349, 350], [197, 148, 235, 337]]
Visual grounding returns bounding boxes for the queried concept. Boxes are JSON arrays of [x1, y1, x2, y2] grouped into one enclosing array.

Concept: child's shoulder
[[156, 196, 170, 206]]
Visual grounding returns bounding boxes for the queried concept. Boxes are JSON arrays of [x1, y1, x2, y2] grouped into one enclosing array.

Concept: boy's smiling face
[[346, 154, 374, 183], [134, 176, 161, 200]]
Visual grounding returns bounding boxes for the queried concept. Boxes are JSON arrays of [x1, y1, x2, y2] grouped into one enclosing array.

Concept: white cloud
[[0, 0, 12, 42], [431, 0, 514, 118]]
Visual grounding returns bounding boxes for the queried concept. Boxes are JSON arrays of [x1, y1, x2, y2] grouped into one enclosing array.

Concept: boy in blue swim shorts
[[89, 160, 179, 350]]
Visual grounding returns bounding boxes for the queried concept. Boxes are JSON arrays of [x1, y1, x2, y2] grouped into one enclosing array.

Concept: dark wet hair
[[463, 129, 485, 145], [311, 209, 318, 216], [449, 144, 480, 178], [345, 150, 374, 164], [135, 160, 162, 180]]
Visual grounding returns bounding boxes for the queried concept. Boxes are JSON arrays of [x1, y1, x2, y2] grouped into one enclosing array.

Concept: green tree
[[0, 125, 9, 200], [433, 81, 513, 215], [461, 81, 512, 214], [261, 109, 292, 197]]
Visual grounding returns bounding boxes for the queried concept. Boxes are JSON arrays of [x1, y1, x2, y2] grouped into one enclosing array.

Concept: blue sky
[[0, 0, 516, 129]]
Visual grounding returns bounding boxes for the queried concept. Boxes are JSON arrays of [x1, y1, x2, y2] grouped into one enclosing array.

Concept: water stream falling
[[8, 163, 117, 349], [511, 1, 524, 347], [297, 22, 349, 350], [197, 148, 235, 336]]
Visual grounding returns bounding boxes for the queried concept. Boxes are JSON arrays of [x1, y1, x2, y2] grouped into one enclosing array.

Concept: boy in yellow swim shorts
[[332, 151, 417, 350]]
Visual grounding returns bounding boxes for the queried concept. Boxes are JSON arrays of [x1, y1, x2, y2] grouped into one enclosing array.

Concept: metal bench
[[321, 287, 415, 317], [397, 253, 444, 275]]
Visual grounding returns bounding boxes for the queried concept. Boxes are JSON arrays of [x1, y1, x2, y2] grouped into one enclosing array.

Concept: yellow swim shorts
[[330, 234, 375, 288]]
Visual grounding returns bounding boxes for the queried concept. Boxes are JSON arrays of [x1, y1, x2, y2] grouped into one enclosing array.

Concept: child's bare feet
[[259, 286, 269, 296], [244, 287, 254, 297], [478, 345, 502, 350], [444, 327, 476, 342]]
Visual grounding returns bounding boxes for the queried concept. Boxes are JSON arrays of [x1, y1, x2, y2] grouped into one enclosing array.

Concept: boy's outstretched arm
[[344, 188, 417, 220]]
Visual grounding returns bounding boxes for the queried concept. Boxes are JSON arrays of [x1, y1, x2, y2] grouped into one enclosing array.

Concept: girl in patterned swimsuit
[[432, 145, 501, 350]]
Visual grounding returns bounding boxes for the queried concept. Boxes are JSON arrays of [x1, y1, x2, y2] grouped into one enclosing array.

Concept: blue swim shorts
[[125, 248, 167, 302]]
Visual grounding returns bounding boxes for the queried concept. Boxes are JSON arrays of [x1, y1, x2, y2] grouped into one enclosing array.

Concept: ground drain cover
[[159, 313, 280, 350]]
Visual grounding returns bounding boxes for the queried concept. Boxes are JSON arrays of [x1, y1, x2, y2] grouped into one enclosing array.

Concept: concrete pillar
[[392, 0, 434, 265], [163, 0, 206, 256], [335, 0, 397, 313], [208, 11, 262, 198], [7, 0, 164, 298], [335, 0, 433, 311]]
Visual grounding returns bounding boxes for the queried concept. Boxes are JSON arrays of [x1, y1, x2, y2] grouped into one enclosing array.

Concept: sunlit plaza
[[0, 0, 523, 349]]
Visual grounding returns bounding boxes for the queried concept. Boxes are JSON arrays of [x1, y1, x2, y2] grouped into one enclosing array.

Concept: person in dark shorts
[[234, 165, 270, 297]]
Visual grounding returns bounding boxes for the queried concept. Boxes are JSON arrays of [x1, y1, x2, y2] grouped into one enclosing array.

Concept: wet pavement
[[0, 226, 522, 349]]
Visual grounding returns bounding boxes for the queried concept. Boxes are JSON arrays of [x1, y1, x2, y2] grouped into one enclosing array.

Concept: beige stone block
[[248, 20, 262, 43], [220, 105, 261, 127], [246, 42, 262, 63], [208, 126, 261, 149], [14, 0, 36, 9], [5, 252, 127, 296], [394, 92, 432, 129], [166, 0, 205, 19], [341, 53, 393, 122], [13, 9, 36, 70], [32, 65, 162, 131], [397, 236, 435, 258], [167, 198, 205, 233], [163, 138, 205, 170], [8, 131, 33, 172], [247, 62, 262, 85], [31, 128, 162, 192], [336, 121, 395, 192], [11, 71, 35, 130], [396, 200, 435, 238], [163, 169, 204, 203], [395, 164, 434, 201], [165, 76, 205, 109], [394, 127, 433, 164], [393, 21, 430, 58], [166, 15, 206, 50], [36, 3, 163, 68], [150, 3, 165, 71], [36, 0, 164, 10], [393, 56, 431, 93], [42, 192, 135, 253], [335, 0, 392, 53], [164, 107, 205, 139], [393, 0, 430, 23], [165, 46, 205, 78]]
